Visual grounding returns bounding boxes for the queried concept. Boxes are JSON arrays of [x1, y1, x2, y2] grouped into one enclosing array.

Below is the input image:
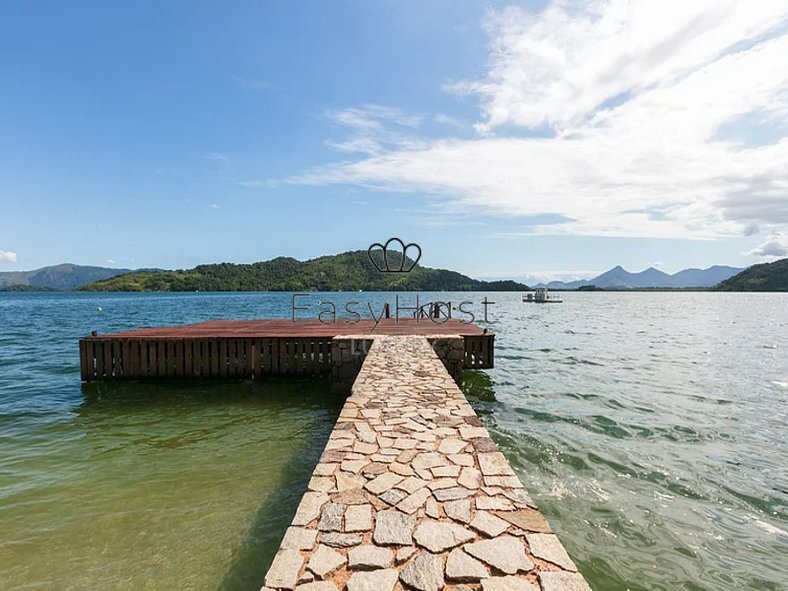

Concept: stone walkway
[[263, 336, 592, 591]]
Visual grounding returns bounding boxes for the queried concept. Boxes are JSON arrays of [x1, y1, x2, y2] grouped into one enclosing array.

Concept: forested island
[[716, 258, 788, 291], [79, 250, 528, 292]]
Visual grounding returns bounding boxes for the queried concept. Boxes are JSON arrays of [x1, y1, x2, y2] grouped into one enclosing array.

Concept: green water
[[0, 291, 786, 590], [1, 379, 341, 590]]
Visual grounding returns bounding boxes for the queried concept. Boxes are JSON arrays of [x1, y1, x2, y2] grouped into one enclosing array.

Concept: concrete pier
[[263, 335, 591, 591]]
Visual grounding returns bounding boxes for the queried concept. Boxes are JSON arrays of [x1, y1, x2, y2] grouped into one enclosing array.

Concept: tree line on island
[[78, 250, 528, 292]]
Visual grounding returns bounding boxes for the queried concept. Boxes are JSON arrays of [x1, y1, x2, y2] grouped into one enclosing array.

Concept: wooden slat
[[147, 340, 156, 377], [279, 338, 286, 374], [139, 341, 149, 377], [231, 339, 240, 377], [270, 338, 278, 374], [164, 340, 173, 378], [111, 340, 121, 378], [156, 340, 165, 377], [87, 341, 96, 381], [210, 340, 219, 378], [119, 340, 129, 378], [323, 338, 331, 371], [313, 339, 321, 374], [191, 340, 200, 378], [245, 339, 254, 378], [93, 340, 102, 379], [79, 341, 89, 381], [126, 340, 135, 377], [173, 340, 182, 378], [294, 339, 303, 374], [201, 340, 209, 377], [219, 339, 227, 377], [254, 339, 263, 378], [102, 341, 113, 378], [183, 340, 193, 378]]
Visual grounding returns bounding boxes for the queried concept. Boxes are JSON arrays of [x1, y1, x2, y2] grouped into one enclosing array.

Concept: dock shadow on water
[[2, 378, 340, 591]]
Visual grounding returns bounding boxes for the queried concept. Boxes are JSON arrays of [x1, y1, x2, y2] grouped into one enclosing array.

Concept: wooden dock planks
[[78, 319, 494, 381]]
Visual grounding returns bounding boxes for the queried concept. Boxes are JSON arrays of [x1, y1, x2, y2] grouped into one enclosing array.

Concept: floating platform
[[79, 319, 494, 382]]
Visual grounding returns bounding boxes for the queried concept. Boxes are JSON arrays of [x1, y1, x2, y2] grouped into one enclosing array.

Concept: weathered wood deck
[[79, 319, 494, 382]]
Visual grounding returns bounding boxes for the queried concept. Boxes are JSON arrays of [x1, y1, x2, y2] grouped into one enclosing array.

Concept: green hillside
[[79, 250, 528, 292], [715, 258, 787, 291]]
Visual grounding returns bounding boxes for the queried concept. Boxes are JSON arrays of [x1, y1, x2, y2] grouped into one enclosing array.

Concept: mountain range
[[2, 258, 782, 291], [0, 263, 133, 290], [534, 265, 744, 289]]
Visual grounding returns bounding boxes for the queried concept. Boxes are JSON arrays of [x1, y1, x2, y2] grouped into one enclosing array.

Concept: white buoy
[[96, 306, 103, 312]]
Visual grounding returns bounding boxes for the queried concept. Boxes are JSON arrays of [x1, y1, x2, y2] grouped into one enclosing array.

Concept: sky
[[1, 0, 787, 283]]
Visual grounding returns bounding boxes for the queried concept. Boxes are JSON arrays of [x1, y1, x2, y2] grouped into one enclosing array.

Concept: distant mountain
[[0, 264, 134, 290], [716, 258, 787, 291], [535, 264, 744, 289], [79, 250, 529, 292], [670, 266, 746, 288]]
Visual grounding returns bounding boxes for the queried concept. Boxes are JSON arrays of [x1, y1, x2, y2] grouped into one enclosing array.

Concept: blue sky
[[1, 1, 787, 282]]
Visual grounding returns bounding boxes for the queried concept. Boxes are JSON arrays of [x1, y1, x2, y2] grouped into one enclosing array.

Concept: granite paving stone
[[347, 545, 394, 570], [265, 549, 304, 590], [346, 569, 399, 591], [526, 533, 577, 571], [292, 492, 329, 526], [344, 504, 373, 532], [470, 511, 511, 537], [444, 499, 472, 524], [445, 548, 489, 581], [481, 576, 539, 591], [399, 550, 445, 591], [317, 503, 345, 532], [280, 527, 318, 550], [397, 487, 432, 514], [413, 520, 476, 552], [463, 536, 534, 575], [495, 508, 551, 532], [295, 582, 339, 591], [373, 510, 417, 546], [365, 472, 404, 494], [538, 571, 593, 591], [320, 533, 363, 548], [306, 545, 346, 579]]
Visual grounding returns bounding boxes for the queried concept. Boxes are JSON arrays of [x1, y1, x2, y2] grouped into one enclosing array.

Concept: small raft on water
[[523, 287, 563, 303]]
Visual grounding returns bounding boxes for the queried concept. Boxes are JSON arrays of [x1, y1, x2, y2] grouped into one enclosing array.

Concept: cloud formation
[[0, 250, 18, 263], [745, 232, 788, 258], [288, 1, 788, 244]]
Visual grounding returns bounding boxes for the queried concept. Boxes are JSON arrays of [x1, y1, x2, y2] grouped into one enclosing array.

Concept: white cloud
[[323, 104, 428, 156], [0, 250, 18, 263], [209, 203, 221, 209], [233, 76, 276, 90], [327, 104, 423, 130], [287, 0, 788, 241], [745, 232, 788, 258]]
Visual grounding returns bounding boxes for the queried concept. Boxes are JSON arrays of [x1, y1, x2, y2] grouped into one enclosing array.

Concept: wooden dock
[[79, 319, 494, 382]]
